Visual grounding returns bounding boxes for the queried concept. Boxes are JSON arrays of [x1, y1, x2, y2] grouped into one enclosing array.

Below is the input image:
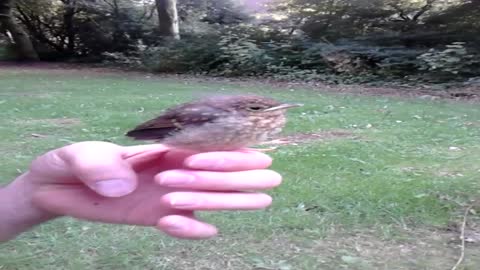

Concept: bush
[[213, 30, 271, 76], [102, 29, 480, 85], [142, 35, 223, 73], [0, 43, 17, 61], [417, 42, 480, 77]]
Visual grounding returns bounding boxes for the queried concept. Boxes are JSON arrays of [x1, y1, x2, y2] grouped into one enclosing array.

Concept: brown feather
[[126, 102, 225, 140]]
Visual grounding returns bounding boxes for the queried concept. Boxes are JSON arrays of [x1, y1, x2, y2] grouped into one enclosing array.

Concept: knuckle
[[29, 150, 66, 175]]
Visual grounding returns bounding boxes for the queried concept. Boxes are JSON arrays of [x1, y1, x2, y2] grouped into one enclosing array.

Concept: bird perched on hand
[[126, 94, 301, 152]]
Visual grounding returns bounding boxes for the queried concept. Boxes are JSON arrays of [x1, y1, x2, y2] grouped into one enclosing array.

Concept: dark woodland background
[[1, 0, 479, 85]]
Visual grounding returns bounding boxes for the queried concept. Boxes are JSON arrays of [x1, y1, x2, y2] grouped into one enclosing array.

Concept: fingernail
[[187, 158, 226, 170], [92, 179, 135, 197], [171, 196, 198, 208], [159, 171, 195, 186]]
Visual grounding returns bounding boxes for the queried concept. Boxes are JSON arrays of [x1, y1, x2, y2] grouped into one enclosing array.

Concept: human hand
[[0, 141, 281, 241]]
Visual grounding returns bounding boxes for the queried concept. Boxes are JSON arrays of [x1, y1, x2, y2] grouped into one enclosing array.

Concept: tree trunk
[[155, 0, 180, 39], [63, 0, 76, 55], [0, 0, 39, 61], [111, 0, 122, 46]]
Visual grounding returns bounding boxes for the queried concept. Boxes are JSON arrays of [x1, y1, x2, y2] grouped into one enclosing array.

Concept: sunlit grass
[[1, 69, 479, 269]]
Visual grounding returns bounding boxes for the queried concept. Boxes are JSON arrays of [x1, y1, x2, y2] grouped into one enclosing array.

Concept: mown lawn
[[1, 67, 479, 269]]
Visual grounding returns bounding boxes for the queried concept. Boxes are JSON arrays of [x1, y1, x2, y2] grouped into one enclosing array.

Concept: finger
[[57, 141, 139, 197], [122, 144, 170, 171], [33, 184, 195, 227], [160, 192, 273, 211], [157, 215, 218, 239], [184, 150, 272, 172], [122, 144, 169, 160], [156, 169, 282, 191], [161, 148, 200, 169]]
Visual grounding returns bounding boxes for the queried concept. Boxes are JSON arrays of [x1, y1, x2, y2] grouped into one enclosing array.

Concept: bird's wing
[[126, 103, 224, 140]]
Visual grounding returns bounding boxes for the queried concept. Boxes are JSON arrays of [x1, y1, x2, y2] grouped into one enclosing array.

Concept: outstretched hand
[[1, 141, 281, 241]]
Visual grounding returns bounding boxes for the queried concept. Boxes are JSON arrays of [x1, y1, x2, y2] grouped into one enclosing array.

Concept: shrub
[[0, 43, 17, 61], [102, 30, 480, 85], [213, 30, 271, 76], [417, 42, 480, 77], [144, 35, 224, 73]]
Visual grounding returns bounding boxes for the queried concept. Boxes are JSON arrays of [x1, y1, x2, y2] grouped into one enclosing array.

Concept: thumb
[[54, 142, 138, 197]]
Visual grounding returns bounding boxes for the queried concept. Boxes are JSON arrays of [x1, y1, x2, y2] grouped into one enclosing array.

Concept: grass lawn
[[0, 66, 479, 269]]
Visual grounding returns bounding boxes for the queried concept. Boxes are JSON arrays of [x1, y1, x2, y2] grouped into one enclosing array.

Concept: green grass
[[1, 68, 479, 269]]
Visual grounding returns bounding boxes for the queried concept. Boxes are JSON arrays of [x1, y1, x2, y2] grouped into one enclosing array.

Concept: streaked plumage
[[126, 95, 301, 151]]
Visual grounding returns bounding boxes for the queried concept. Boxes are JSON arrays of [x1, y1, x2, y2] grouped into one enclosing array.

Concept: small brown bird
[[126, 94, 301, 151]]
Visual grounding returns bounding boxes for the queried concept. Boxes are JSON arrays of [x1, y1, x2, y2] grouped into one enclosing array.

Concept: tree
[[269, 0, 393, 40], [385, 0, 439, 31], [0, 0, 38, 60], [155, 0, 179, 39], [14, 0, 153, 59], [60, 0, 77, 55]]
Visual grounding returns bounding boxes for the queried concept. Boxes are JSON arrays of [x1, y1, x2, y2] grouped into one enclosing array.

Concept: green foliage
[[0, 43, 18, 61], [417, 42, 480, 76], [102, 25, 480, 85], [215, 29, 270, 76], [8, 0, 480, 84], [14, 0, 154, 60], [141, 35, 223, 73], [129, 32, 432, 83]]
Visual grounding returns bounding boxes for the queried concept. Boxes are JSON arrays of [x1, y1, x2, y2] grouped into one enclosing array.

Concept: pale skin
[[0, 141, 282, 242]]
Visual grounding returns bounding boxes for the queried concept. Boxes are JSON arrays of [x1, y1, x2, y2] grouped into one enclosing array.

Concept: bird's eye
[[247, 104, 265, 111]]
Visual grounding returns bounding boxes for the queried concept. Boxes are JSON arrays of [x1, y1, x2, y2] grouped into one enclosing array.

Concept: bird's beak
[[263, 103, 303, 112]]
